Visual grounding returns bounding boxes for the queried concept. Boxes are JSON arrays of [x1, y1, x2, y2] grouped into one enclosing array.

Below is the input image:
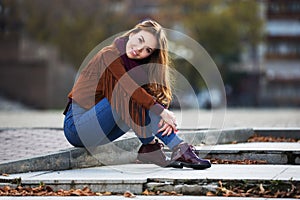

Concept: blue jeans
[[64, 98, 183, 150]]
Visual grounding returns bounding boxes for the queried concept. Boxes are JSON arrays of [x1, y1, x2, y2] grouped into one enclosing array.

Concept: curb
[[0, 137, 141, 174], [0, 128, 253, 174], [254, 128, 300, 139], [201, 144, 300, 165]]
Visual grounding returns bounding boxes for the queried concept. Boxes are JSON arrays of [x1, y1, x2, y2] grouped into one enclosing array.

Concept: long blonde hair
[[120, 20, 173, 107]]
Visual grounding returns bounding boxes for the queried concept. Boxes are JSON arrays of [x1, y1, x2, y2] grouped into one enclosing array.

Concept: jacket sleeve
[[101, 47, 164, 115]]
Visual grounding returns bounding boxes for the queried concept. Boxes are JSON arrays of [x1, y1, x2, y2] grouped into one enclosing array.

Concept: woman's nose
[[137, 45, 144, 52]]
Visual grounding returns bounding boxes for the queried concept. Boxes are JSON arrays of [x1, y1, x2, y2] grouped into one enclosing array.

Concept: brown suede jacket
[[67, 44, 164, 136]]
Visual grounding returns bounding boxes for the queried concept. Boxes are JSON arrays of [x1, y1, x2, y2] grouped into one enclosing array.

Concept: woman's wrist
[[159, 109, 177, 128]]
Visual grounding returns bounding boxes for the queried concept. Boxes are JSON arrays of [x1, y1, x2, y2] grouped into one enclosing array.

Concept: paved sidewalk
[[0, 164, 298, 199], [1, 108, 300, 163], [0, 108, 300, 129], [0, 128, 72, 163], [0, 108, 299, 199], [9, 164, 300, 182]]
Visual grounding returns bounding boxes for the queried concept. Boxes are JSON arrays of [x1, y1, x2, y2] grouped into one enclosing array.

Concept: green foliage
[[167, 0, 264, 90], [5, 0, 264, 92], [19, 0, 135, 67], [227, 0, 264, 46], [172, 58, 205, 93], [178, 0, 263, 66]]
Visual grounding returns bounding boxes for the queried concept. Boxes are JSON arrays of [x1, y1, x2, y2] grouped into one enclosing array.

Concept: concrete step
[[0, 128, 299, 175], [0, 128, 254, 174], [254, 128, 300, 139], [195, 142, 300, 165], [0, 164, 299, 197]]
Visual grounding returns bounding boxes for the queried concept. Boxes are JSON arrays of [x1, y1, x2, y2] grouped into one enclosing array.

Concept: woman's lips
[[130, 49, 138, 57]]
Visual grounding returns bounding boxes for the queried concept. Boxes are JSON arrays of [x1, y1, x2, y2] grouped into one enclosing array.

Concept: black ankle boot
[[137, 140, 182, 168], [171, 143, 211, 170]]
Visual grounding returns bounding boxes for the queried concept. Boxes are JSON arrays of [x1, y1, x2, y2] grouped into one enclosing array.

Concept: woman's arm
[[102, 46, 177, 130], [102, 47, 164, 115]]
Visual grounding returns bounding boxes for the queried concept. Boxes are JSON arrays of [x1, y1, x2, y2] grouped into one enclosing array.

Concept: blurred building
[[0, 0, 76, 109], [229, 0, 300, 107], [1, 0, 299, 109], [259, 0, 300, 106], [123, 0, 300, 107]]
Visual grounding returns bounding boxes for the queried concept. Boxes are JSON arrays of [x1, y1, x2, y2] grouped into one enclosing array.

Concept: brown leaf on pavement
[[259, 183, 265, 194], [248, 134, 298, 143], [206, 191, 215, 196], [124, 191, 136, 198], [1, 174, 9, 177]]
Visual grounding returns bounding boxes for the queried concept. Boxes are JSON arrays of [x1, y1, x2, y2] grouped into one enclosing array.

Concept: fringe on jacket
[[100, 68, 148, 138]]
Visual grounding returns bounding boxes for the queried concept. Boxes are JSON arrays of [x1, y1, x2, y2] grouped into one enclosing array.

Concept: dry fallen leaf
[[247, 134, 297, 143], [124, 191, 136, 198], [142, 189, 150, 195], [103, 191, 112, 196], [259, 183, 265, 194], [1, 174, 9, 177], [70, 189, 82, 196], [206, 191, 215, 196]]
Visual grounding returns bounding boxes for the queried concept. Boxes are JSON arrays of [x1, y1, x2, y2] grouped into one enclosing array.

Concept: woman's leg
[[136, 110, 183, 168], [64, 106, 84, 147], [64, 98, 130, 147], [138, 110, 211, 170], [136, 110, 184, 148]]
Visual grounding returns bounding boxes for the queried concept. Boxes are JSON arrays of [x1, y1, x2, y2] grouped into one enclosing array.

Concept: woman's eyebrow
[[141, 35, 155, 50]]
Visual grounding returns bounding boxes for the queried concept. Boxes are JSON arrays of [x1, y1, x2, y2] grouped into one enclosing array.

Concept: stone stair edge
[[0, 128, 253, 174], [1, 128, 300, 174]]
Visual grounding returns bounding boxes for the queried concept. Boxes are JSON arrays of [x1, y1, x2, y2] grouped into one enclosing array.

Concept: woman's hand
[[158, 109, 178, 136]]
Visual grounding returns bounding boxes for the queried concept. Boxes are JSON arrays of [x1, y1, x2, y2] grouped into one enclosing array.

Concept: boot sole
[[180, 162, 211, 170], [137, 156, 183, 168], [166, 161, 183, 168]]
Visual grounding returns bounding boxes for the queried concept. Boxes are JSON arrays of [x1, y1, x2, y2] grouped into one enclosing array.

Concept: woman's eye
[[146, 48, 152, 53], [138, 38, 142, 43]]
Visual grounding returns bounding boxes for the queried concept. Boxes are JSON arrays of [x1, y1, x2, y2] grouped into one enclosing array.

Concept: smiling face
[[126, 30, 158, 60]]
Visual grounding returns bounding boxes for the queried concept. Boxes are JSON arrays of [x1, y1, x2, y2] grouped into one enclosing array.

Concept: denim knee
[[64, 125, 84, 147]]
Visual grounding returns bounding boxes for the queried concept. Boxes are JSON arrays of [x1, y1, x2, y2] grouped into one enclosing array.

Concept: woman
[[63, 19, 211, 170]]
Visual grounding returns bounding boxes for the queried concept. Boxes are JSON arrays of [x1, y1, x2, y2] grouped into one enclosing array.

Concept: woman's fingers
[[158, 123, 168, 133], [158, 123, 176, 136], [163, 119, 177, 132], [161, 125, 172, 136]]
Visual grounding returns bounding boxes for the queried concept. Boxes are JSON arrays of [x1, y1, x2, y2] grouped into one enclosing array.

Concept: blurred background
[[0, 0, 300, 110]]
